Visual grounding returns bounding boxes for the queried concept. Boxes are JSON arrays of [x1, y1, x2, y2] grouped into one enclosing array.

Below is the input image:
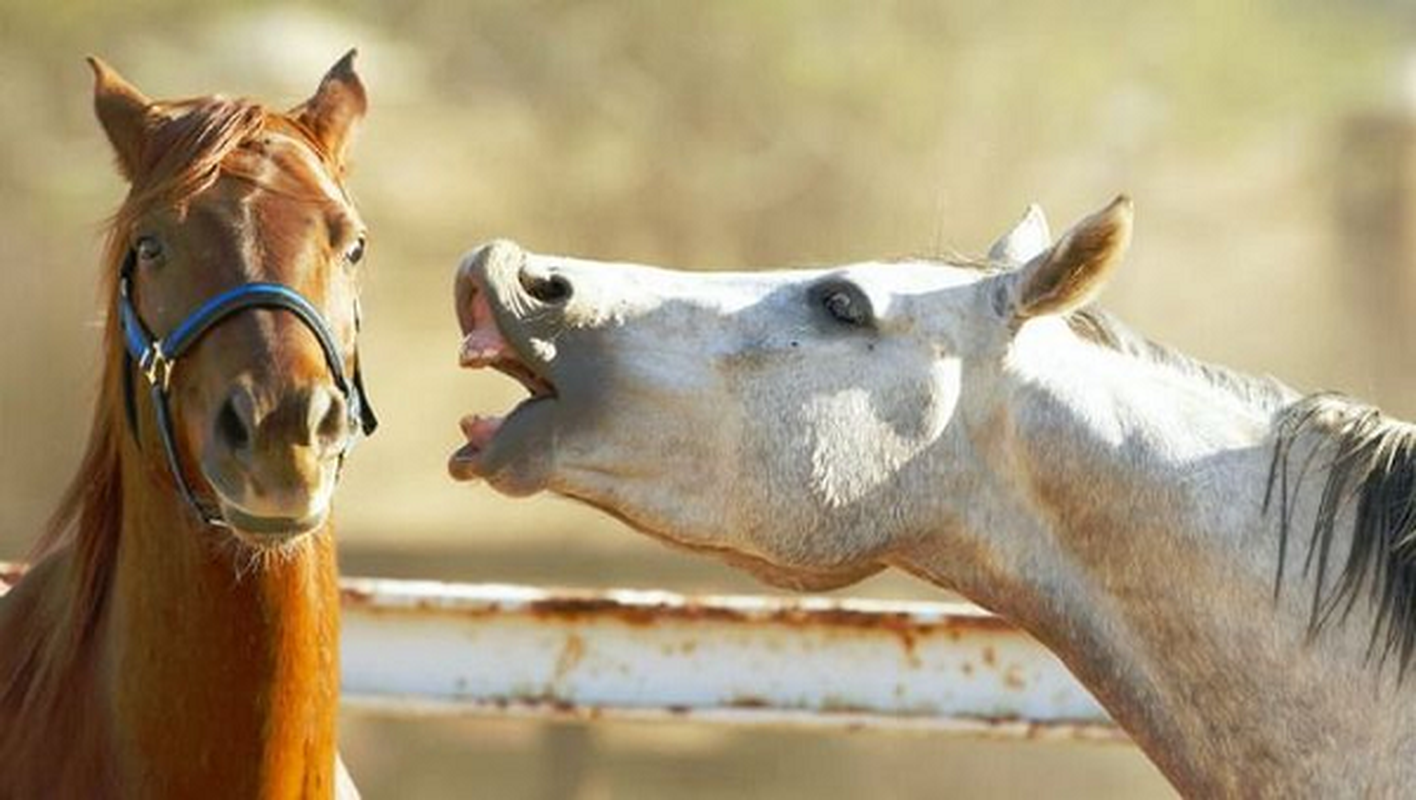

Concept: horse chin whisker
[[205, 518, 318, 581], [237, 534, 313, 580]]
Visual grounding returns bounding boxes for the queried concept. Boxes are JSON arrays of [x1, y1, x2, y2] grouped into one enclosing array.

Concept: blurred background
[[5, 0, 1416, 796]]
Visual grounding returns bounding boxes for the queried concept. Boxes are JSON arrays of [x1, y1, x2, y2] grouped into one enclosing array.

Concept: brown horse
[[0, 53, 373, 797]]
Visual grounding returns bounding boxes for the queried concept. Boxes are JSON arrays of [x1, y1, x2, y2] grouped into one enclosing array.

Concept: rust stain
[[898, 629, 922, 668], [338, 584, 375, 605], [660, 639, 701, 657], [1003, 665, 1026, 690], [340, 583, 1011, 637], [952, 714, 1126, 744], [488, 691, 585, 715], [550, 633, 586, 686], [517, 596, 1004, 640], [981, 646, 997, 667], [418, 695, 1123, 742], [819, 696, 875, 715], [340, 582, 1018, 670], [7, 564, 1020, 652]]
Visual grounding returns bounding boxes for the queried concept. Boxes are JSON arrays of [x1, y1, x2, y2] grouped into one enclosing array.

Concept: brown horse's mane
[[11, 94, 335, 714]]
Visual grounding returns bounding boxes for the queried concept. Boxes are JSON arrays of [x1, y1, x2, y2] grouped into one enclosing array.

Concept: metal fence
[[340, 575, 1118, 741], [0, 561, 1118, 740]]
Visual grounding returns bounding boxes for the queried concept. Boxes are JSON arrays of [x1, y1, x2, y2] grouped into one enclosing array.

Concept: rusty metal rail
[[0, 562, 1119, 740], [340, 577, 1120, 741]]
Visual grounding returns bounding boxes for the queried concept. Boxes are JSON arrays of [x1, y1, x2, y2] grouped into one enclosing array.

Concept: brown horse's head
[[92, 53, 370, 548]]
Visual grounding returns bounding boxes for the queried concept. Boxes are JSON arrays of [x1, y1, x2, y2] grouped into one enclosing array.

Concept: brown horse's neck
[[104, 440, 341, 797]]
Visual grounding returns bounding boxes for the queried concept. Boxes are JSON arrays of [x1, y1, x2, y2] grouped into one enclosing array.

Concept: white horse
[[451, 197, 1416, 797]]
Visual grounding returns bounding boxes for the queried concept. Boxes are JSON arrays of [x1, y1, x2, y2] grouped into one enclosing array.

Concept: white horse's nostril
[[518, 264, 572, 305]]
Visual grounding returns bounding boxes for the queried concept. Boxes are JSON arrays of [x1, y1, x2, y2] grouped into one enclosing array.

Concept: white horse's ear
[[1006, 195, 1132, 321], [988, 204, 1052, 266]]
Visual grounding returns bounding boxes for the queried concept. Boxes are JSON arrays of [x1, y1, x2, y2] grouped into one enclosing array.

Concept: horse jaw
[[452, 242, 985, 586]]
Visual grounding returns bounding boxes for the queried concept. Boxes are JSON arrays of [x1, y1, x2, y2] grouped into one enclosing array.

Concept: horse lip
[[219, 502, 328, 543], [458, 271, 559, 394]]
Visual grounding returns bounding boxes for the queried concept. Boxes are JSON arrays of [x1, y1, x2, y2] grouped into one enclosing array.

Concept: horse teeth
[[459, 333, 508, 368], [457, 285, 515, 369]]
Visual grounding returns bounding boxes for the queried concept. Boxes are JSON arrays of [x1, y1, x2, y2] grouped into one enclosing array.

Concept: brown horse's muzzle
[[201, 376, 346, 532]]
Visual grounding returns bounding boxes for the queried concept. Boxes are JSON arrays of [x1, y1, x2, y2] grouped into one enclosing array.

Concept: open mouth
[[449, 279, 558, 481]]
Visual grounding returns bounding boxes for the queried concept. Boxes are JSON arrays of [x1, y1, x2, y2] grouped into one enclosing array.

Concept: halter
[[118, 250, 378, 526]]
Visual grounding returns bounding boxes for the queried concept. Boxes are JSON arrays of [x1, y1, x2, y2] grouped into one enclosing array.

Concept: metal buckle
[[140, 343, 173, 391]]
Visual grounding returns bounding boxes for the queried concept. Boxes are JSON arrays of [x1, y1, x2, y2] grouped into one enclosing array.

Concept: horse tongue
[[458, 291, 510, 368]]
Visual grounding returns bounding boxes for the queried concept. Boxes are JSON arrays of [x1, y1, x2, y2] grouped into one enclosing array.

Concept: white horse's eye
[[817, 282, 873, 328], [825, 292, 858, 322]]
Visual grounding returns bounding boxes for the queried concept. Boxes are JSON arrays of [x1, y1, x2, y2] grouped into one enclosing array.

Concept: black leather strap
[[118, 252, 376, 526]]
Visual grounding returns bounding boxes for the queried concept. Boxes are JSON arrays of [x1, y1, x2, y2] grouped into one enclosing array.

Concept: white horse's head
[[451, 197, 1131, 590]]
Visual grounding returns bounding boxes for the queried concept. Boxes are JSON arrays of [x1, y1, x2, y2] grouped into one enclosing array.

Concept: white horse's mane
[[1070, 304, 1416, 675]]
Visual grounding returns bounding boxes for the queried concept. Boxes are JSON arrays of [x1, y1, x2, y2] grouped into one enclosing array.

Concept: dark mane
[[1063, 306, 1416, 673], [1266, 394, 1416, 674]]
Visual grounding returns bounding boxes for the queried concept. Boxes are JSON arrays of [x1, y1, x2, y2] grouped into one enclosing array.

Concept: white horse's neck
[[897, 316, 1413, 797]]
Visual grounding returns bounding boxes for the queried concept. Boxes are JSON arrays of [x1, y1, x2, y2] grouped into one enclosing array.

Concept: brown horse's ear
[[1006, 195, 1133, 321], [87, 56, 157, 181], [293, 49, 367, 166]]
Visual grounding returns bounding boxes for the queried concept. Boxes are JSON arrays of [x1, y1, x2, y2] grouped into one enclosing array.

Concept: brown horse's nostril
[[214, 384, 348, 463], [215, 392, 253, 455], [313, 387, 349, 455], [518, 265, 572, 305]]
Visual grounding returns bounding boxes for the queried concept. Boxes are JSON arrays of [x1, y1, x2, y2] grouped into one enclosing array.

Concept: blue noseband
[[118, 252, 378, 526]]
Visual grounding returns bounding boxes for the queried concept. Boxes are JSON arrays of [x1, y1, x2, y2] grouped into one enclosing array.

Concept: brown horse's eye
[[345, 235, 367, 266], [135, 236, 164, 265]]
